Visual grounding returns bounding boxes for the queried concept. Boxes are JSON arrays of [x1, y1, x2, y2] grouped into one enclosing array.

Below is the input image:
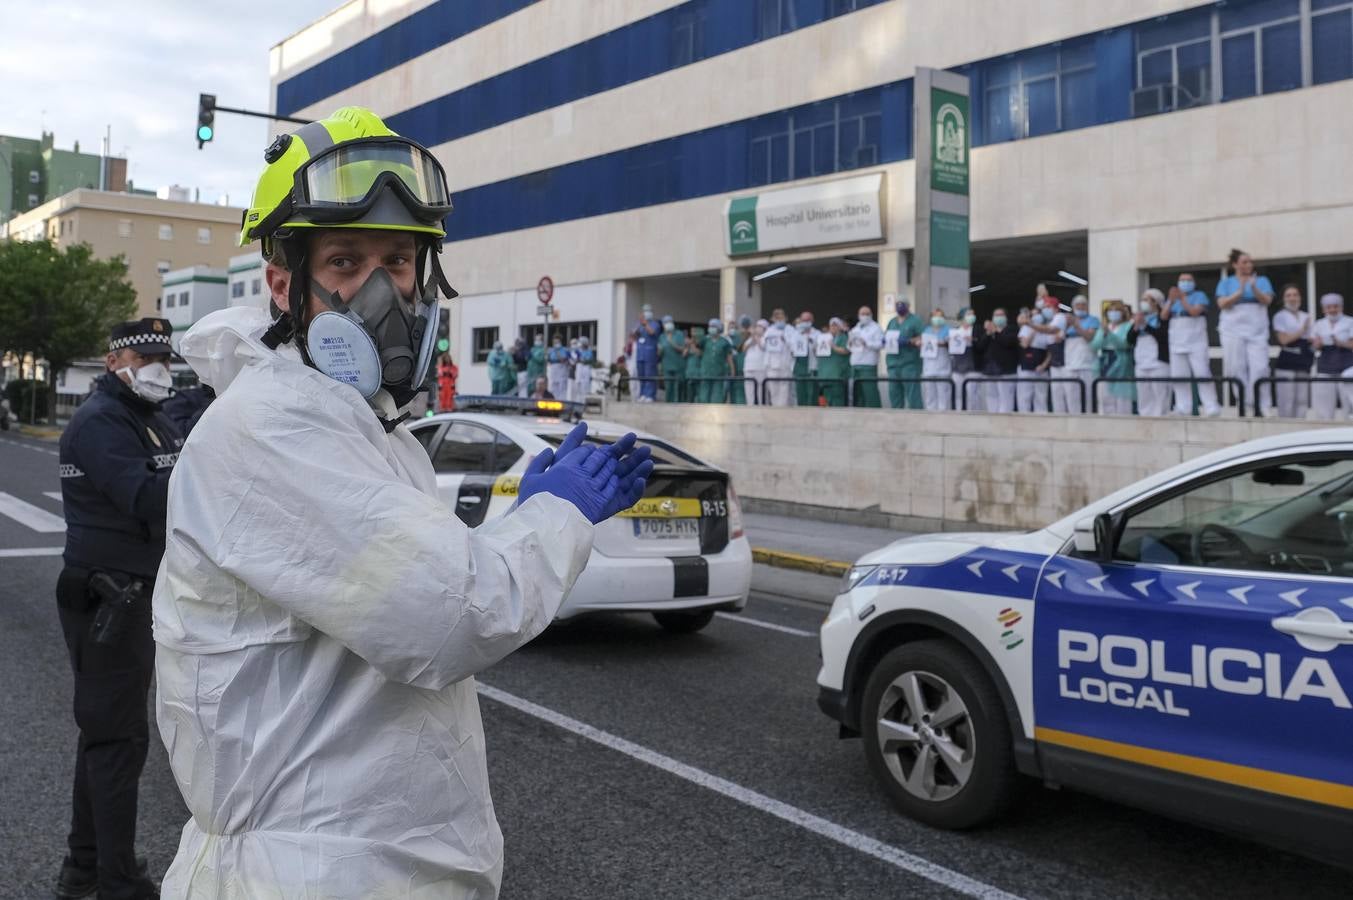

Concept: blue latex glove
[[518, 422, 654, 524]]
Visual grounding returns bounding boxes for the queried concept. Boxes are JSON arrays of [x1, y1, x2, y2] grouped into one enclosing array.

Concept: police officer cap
[[109, 317, 174, 354]]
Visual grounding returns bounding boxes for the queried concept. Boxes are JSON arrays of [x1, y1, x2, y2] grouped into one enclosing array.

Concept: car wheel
[[861, 640, 1016, 829], [652, 609, 715, 633]]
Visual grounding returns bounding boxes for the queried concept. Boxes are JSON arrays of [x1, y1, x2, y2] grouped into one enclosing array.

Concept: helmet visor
[[298, 138, 451, 219]]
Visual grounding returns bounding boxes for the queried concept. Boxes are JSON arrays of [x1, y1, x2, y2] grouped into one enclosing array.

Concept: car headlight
[[841, 565, 877, 594]]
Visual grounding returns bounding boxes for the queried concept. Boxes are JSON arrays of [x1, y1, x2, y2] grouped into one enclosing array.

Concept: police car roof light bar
[[452, 395, 584, 422]]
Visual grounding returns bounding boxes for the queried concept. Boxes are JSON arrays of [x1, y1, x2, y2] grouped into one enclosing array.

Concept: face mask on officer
[[116, 359, 174, 403]]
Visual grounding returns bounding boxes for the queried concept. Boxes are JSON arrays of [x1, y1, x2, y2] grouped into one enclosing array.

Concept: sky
[[0, 0, 342, 208]]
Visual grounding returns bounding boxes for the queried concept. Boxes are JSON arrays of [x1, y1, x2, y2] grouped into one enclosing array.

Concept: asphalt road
[[0, 432, 1348, 899]]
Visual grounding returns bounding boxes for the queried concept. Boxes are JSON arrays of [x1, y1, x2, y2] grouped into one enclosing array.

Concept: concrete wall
[[606, 402, 1343, 533]]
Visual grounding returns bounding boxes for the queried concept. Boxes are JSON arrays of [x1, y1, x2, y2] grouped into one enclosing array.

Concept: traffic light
[[196, 93, 216, 148], [436, 314, 450, 354]]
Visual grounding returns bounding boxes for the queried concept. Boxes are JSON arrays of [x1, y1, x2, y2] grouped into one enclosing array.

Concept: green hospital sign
[[728, 196, 759, 254], [931, 88, 969, 195]]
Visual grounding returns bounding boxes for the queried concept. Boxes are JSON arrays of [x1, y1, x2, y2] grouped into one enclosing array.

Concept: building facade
[[227, 251, 270, 313], [160, 265, 229, 351], [271, 0, 1353, 393], [2, 189, 245, 320], [0, 132, 127, 225]]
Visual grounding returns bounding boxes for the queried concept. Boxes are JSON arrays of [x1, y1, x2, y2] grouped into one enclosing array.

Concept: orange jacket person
[[438, 353, 458, 411]]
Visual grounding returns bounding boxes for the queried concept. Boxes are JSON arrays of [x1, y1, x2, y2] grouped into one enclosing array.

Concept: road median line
[[751, 546, 850, 578]]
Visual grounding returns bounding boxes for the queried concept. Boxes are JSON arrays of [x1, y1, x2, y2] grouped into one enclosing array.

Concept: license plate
[[632, 518, 699, 539]]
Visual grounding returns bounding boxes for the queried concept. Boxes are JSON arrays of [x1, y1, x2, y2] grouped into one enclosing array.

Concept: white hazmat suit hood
[[154, 306, 594, 898]]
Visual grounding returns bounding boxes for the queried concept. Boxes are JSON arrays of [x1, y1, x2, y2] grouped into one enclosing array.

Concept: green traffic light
[[437, 338, 450, 352], [197, 125, 214, 142]]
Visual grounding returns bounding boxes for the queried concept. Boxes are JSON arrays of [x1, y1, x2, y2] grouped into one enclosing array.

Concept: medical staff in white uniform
[[741, 319, 768, 406], [1312, 293, 1353, 420], [152, 107, 654, 899], [1060, 294, 1098, 414], [1164, 272, 1221, 416], [1016, 308, 1053, 413], [1271, 284, 1313, 419], [1129, 289, 1172, 416], [1030, 295, 1069, 412], [763, 309, 796, 406], [848, 307, 886, 408], [1216, 249, 1274, 415], [571, 336, 596, 403], [919, 310, 953, 410]]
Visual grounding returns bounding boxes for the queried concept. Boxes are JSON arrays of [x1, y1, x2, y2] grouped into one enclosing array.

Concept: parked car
[[818, 428, 1353, 866], [409, 399, 752, 632]]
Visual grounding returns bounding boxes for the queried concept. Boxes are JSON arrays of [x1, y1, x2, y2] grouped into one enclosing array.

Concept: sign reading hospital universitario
[[724, 173, 884, 256], [930, 88, 969, 195]]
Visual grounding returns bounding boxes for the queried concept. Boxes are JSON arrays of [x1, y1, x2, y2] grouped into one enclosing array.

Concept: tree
[[0, 239, 137, 422]]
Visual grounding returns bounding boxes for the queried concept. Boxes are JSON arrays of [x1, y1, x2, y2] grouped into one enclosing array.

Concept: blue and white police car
[[818, 429, 1353, 864], [410, 397, 751, 632]]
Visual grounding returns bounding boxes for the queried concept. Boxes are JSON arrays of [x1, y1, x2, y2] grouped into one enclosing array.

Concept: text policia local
[[1057, 630, 1351, 718]]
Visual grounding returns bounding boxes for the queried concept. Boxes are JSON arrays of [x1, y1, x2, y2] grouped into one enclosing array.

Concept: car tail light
[[727, 483, 744, 540]]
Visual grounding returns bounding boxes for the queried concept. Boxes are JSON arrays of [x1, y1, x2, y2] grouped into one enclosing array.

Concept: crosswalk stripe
[[0, 492, 66, 533], [44, 491, 62, 502], [0, 547, 63, 558]]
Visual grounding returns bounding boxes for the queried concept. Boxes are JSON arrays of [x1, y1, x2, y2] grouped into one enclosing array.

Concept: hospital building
[[271, 0, 1353, 393]]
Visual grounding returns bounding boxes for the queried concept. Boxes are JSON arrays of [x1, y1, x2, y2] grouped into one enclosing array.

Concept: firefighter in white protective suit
[[151, 107, 653, 898]]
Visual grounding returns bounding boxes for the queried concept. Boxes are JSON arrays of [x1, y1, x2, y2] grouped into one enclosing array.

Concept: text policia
[[1057, 629, 1351, 718]]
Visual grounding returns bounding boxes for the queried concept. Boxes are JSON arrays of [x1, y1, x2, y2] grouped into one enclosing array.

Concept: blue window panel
[[1315, 0, 1353, 9], [1176, 40, 1213, 106], [879, 81, 912, 162], [1140, 48, 1174, 87], [1220, 0, 1299, 32], [1025, 78, 1058, 136], [1093, 30, 1135, 124], [1061, 38, 1098, 71], [793, 130, 813, 180], [1136, 9, 1211, 52], [1062, 68, 1098, 130], [1222, 32, 1258, 101], [985, 57, 1018, 87], [1023, 46, 1059, 78], [276, 0, 539, 116], [444, 83, 896, 242], [1314, 9, 1353, 83], [1261, 20, 1302, 93], [984, 85, 1017, 143], [376, 0, 882, 152]]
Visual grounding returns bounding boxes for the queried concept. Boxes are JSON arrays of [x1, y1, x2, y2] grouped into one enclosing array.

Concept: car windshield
[[535, 433, 704, 468]]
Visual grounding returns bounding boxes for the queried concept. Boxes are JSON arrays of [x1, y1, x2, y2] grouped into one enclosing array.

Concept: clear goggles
[[292, 138, 453, 225]]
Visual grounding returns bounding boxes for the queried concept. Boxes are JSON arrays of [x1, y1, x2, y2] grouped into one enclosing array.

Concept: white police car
[[409, 397, 751, 631], [818, 428, 1353, 864]]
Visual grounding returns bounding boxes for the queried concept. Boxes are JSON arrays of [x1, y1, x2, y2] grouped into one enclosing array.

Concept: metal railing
[[756, 376, 848, 406], [1253, 375, 1353, 417], [849, 377, 958, 409], [620, 375, 761, 404], [1091, 376, 1246, 417], [958, 376, 1088, 412]]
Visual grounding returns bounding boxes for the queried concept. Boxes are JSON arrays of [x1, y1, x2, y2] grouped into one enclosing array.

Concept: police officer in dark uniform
[[54, 318, 183, 900]]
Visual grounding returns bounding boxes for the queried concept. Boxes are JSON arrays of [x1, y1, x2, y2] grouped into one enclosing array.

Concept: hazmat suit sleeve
[[176, 383, 594, 690]]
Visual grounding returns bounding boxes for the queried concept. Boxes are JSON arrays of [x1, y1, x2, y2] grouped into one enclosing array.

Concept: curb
[[17, 425, 62, 441], [751, 547, 851, 578]]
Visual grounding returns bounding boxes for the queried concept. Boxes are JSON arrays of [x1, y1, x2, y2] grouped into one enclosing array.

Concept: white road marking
[[44, 491, 62, 502], [1178, 581, 1201, 601], [0, 492, 66, 533], [0, 437, 59, 456], [966, 560, 985, 578], [1279, 588, 1306, 608], [1228, 585, 1253, 605], [1043, 570, 1064, 589], [1001, 564, 1020, 582], [0, 547, 63, 558], [1087, 575, 1108, 592], [1131, 578, 1154, 598], [716, 612, 814, 638], [476, 683, 1025, 900]]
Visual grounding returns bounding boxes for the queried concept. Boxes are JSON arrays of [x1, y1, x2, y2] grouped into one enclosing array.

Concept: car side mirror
[[1075, 514, 1117, 561]]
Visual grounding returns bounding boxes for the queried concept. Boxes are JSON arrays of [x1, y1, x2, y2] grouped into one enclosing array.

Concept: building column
[[719, 265, 759, 327], [1087, 229, 1139, 313], [878, 248, 910, 325]]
